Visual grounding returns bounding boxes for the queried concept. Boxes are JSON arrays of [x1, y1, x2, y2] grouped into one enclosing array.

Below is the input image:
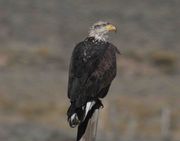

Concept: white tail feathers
[[69, 101, 96, 128], [84, 101, 95, 120]]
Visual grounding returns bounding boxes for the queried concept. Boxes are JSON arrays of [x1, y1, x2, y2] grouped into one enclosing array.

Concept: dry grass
[[150, 51, 178, 74], [98, 95, 180, 139]]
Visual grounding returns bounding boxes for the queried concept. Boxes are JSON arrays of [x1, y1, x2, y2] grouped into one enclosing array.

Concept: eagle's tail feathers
[[67, 99, 103, 135], [77, 99, 103, 141], [84, 101, 95, 121]]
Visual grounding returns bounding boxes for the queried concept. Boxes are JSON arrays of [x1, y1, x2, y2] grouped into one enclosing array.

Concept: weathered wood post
[[80, 109, 99, 141], [161, 107, 172, 141], [124, 117, 138, 141]]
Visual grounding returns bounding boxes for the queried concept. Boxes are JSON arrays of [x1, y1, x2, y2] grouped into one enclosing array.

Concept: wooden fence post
[[124, 117, 138, 141], [161, 107, 172, 141], [80, 109, 99, 141]]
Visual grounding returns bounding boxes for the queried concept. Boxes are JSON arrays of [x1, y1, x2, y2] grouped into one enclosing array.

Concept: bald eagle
[[67, 21, 120, 140]]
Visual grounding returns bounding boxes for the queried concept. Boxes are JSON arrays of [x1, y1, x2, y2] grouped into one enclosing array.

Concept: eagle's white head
[[89, 21, 117, 41]]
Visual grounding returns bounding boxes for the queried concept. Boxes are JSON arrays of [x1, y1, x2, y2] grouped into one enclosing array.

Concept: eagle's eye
[[94, 23, 108, 29], [94, 25, 101, 28], [102, 23, 107, 26]]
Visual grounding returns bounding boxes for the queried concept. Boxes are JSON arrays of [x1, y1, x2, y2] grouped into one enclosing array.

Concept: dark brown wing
[[68, 41, 119, 108], [87, 43, 119, 97]]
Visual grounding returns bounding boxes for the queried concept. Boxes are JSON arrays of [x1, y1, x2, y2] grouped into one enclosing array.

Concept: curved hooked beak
[[105, 24, 117, 32]]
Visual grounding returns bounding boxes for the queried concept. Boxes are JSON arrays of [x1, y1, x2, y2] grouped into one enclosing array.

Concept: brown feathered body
[[67, 36, 119, 140]]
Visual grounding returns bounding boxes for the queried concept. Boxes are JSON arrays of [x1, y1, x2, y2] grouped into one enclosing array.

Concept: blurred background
[[0, 0, 179, 141]]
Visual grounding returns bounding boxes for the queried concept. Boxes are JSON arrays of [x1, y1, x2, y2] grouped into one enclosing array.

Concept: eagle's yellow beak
[[105, 24, 117, 32]]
